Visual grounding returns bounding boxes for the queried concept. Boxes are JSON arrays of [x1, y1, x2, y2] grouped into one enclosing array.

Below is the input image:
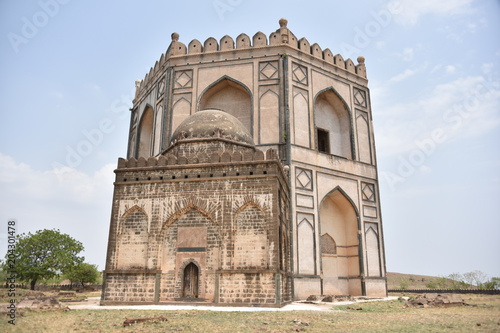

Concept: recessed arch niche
[[314, 89, 353, 159], [137, 106, 154, 158], [319, 188, 361, 295], [198, 77, 252, 134]]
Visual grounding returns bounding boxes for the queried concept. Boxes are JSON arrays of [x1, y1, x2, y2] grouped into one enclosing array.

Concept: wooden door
[[183, 263, 199, 298]]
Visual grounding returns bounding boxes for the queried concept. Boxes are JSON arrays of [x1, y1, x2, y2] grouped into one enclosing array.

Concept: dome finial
[[171, 32, 179, 42], [357, 56, 365, 64], [279, 18, 288, 28]]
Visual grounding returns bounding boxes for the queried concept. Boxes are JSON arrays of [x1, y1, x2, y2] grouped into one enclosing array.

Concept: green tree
[[479, 277, 500, 290], [65, 263, 100, 287], [0, 260, 7, 288], [6, 229, 84, 290], [464, 270, 488, 288], [447, 273, 469, 289]]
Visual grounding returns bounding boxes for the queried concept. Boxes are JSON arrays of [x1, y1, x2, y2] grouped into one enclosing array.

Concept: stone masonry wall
[[218, 273, 276, 305], [103, 148, 290, 305], [103, 273, 156, 303], [117, 210, 148, 269]]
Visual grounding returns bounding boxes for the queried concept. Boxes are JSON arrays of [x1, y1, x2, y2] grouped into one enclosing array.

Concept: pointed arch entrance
[[319, 188, 362, 295], [183, 262, 199, 298]]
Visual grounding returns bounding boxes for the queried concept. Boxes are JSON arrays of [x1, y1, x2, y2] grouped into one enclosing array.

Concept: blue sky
[[0, 0, 499, 279]]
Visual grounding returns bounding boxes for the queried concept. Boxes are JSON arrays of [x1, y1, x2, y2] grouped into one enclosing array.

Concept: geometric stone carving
[[297, 212, 314, 228], [157, 76, 166, 100], [259, 61, 279, 80], [361, 182, 375, 202], [364, 222, 378, 234], [296, 168, 312, 190], [174, 70, 193, 89], [353, 87, 367, 108], [292, 62, 308, 85]]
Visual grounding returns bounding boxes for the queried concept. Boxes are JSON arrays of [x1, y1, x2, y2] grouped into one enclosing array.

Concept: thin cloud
[[376, 74, 500, 157], [445, 65, 456, 74], [390, 0, 474, 26], [389, 68, 418, 82], [0, 153, 115, 268]]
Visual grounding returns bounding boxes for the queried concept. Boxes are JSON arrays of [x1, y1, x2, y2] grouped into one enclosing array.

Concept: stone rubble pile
[[17, 292, 69, 310], [306, 295, 355, 303], [406, 293, 465, 308]]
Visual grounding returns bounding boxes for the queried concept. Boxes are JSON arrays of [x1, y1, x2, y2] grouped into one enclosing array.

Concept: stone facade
[[102, 18, 387, 306]]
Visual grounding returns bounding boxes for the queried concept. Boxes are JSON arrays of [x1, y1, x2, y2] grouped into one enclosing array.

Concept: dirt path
[[67, 296, 398, 312]]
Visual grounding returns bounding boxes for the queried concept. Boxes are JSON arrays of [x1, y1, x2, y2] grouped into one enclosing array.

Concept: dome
[[169, 109, 254, 146]]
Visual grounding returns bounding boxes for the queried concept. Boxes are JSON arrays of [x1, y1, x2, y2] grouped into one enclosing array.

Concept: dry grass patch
[[2, 294, 499, 333]]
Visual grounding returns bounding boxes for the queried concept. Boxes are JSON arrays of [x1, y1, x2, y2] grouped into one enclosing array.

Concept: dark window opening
[[317, 128, 330, 153]]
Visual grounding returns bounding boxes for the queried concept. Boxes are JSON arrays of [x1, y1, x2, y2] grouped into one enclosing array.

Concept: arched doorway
[[319, 188, 361, 295], [183, 263, 199, 298]]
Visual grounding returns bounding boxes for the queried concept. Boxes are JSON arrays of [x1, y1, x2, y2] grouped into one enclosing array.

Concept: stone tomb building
[[102, 19, 387, 306]]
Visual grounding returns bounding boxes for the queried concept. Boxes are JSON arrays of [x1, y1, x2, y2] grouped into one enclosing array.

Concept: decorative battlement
[[135, 18, 366, 96], [117, 148, 281, 169]]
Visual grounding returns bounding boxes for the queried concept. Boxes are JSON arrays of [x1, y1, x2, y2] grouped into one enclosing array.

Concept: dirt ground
[[2, 293, 500, 332]]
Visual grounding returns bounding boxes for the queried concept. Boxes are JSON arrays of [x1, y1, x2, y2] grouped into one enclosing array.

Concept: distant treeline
[[388, 289, 500, 295]]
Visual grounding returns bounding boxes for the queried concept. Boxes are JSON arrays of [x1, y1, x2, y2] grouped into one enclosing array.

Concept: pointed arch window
[[314, 89, 353, 159], [321, 233, 337, 255]]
